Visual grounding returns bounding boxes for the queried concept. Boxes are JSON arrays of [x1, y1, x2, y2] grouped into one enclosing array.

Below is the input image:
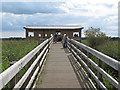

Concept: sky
[[0, 0, 119, 38]]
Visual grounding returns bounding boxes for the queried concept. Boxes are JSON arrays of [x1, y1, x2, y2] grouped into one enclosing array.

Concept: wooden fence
[[0, 37, 53, 89], [67, 38, 120, 90]]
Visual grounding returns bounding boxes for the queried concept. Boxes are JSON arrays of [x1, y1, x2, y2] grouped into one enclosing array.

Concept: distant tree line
[[2, 37, 25, 40], [81, 37, 119, 41]]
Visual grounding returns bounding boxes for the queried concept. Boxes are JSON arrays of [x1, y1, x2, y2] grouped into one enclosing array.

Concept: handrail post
[[48, 40, 50, 53], [97, 59, 103, 89], [48, 38, 52, 53], [10, 61, 18, 89], [35, 52, 38, 59], [87, 52, 91, 78], [119, 62, 120, 90], [69, 38, 72, 52]]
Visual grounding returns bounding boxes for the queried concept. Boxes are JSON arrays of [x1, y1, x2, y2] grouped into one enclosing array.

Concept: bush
[[84, 27, 109, 48]]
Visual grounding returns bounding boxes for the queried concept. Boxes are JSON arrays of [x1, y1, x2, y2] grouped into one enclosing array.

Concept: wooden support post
[[48, 40, 50, 53], [38, 40, 41, 45], [97, 59, 103, 89], [10, 61, 18, 89], [35, 52, 40, 69], [69, 38, 72, 52], [87, 52, 91, 78], [118, 62, 120, 90], [68, 38, 71, 51], [118, 29, 120, 90], [79, 30, 81, 43], [35, 51, 38, 59]]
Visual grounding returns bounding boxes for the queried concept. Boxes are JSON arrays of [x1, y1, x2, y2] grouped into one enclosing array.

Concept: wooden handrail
[[0, 37, 53, 89], [70, 39, 119, 70], [26, 49, 48, 88], [67, 38, 120, 89]]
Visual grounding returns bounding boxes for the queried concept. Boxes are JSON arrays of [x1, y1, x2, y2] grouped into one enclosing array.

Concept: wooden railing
[[67, 38, 120, 90], [0, 37, 53, 89]]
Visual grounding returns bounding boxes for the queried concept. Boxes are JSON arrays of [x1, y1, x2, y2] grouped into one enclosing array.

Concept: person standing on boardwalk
[[62, 34, 67, 48], [54, 32, 57, 43]]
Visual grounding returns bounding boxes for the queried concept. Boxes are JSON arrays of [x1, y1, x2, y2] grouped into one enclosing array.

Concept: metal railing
[[0, 37, 53, 89], [67, 38, 120, 90]]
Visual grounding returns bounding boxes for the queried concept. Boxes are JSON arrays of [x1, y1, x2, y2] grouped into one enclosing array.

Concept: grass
[[96, 40, 119, 60], [1, 39, 39, 72], [1, 39, 40, 88], [36, 53, 49, 87], [36, 71, 47, 87], [81, 39, 119, 89], [81, 40, 119, 60]]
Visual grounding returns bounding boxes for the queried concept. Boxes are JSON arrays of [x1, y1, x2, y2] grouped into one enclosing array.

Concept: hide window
[[45, 34, 47, 37], [73, 32, 79, 37], [28, 32, 34, 37], [39, 34, 41, 37], [51, 34, 53, 37]]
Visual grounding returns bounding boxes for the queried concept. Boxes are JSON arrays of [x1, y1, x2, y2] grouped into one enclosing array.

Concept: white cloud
[[58, 3, 70, 13], [58, 0, 118, 17], [2, 0, 65, 2], [8, 22, 13, 26], [106, 26, 118, 30], [2, 11, 118, 37], [1, 1, 118, 37], [69, 0, 118, 6], [104, 16, 118, 23]]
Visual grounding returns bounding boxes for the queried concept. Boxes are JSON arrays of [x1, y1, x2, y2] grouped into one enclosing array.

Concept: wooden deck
[[36, 42, 81, 88]]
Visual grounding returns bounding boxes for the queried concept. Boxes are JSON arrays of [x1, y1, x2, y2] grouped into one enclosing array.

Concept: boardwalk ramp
[[36, 42, 81, 88]]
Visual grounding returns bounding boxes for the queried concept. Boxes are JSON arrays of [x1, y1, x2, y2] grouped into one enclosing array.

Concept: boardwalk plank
[[36, 42, 81, 88]]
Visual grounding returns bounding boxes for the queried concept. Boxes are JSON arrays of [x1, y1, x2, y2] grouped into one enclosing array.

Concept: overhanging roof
[[24, 25, 84, 30]]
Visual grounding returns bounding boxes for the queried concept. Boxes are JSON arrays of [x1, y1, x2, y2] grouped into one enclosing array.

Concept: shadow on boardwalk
[[35, 42, 94, 89]]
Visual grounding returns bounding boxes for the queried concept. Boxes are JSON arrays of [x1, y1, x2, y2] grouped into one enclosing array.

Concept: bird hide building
[[24, 25, 84, 41]]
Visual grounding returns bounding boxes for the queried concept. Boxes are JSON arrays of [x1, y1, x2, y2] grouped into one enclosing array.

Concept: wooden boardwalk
[[0, 37, 119, 89], [36, 42, 81, 88]]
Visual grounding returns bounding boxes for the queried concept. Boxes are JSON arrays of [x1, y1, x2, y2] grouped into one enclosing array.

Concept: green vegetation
[[82, 40, 119, 61], [97, 40, 119, 60], [82, 39, 119, 89], [36, 71, 47, 88], [83, 27, 119, 89], [0, 40, 2, 73], [1, 39, 41, 88], [1, 40, 39, 72], [84, 27, 108, 48]]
